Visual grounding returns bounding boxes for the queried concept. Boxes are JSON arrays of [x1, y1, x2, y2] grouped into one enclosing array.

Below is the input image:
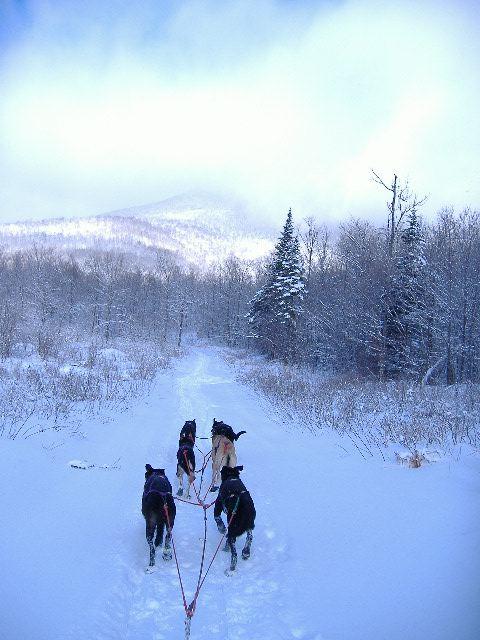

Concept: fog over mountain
[[2, 1, 478, 224], [0, 191, 275, 269]]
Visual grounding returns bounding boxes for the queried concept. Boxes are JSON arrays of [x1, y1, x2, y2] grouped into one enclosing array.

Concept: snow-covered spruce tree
[[381, 208, 430, 379], [246, 208, 306, 360]]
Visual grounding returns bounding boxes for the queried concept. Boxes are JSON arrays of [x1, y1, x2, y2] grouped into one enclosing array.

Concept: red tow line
[[163, 439, 236, 637]]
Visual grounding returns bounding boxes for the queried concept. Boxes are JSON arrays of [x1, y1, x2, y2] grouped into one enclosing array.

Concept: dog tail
[[234, 430, 247, 440]]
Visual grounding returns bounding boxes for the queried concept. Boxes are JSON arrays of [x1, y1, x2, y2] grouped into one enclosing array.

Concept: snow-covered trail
[[1, 347, 479, 640]]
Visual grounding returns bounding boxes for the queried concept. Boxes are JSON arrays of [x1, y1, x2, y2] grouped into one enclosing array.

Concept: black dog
[[176, 436, 196, 497], [142, 464, 176, 567], [179, 419, 196, 445], [214, 465, 256, 572]]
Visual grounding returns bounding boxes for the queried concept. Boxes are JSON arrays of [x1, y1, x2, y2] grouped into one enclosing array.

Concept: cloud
[[0, 0, 479, 224]]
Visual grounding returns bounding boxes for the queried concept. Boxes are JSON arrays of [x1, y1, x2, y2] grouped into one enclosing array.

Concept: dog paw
[[242, 549, 250, 560], [162, 550, 172, 561], [176, 488, 183, 496]]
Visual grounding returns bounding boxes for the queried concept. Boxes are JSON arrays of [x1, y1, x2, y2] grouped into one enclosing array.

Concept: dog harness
[[177, 444, 195, 473], [221, 489, 248, 515], [144, 489, 172, 499], [143, 473, 173, 502], [226, 490, 246, 499]]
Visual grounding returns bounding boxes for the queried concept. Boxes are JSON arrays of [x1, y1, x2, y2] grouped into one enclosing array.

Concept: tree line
[[0, 246, 257, 360], [1, 184, 479, 384], [248, 179, 480, 384]]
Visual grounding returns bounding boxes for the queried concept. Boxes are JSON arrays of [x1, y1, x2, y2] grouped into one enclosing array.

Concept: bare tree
[[371, 170, 427, 256], [0, 299, 19, 359], [300, 217, 319, 285]]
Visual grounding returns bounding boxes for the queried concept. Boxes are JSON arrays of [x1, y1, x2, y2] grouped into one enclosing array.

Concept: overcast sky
[[0, 0, 479, 225]]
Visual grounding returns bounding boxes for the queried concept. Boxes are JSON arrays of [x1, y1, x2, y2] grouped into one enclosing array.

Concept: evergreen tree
[[382, 209, 429, 378], [246, 209, 306, 360]]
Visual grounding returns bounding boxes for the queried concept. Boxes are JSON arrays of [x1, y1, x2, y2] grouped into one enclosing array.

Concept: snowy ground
[[1, 347, 479, 640]]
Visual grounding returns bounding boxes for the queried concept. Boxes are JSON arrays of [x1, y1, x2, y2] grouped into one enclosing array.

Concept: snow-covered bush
[[236, 358, 480, 457], [0, 339, 173, 439]]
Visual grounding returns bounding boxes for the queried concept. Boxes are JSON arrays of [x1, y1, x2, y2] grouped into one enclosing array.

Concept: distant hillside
[[0, 191, 275, 269]]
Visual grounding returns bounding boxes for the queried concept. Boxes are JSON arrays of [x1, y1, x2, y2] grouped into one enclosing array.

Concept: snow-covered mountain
[[0, 191, 275, 269]]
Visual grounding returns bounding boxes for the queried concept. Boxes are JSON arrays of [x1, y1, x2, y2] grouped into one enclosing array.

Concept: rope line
[[163, 504, 188, 613], [161, 436, 239, 637], [193, 441, 212, 495], [183, 449, 205, 506], [196, 498, 239, 595], [188, 501, 209, 617]]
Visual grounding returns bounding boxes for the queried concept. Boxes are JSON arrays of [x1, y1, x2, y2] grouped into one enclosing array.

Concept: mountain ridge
[[0, 191, 275, 269]]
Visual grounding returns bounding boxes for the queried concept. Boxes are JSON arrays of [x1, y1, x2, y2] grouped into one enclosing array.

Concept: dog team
[[142, 418, 256, 572]]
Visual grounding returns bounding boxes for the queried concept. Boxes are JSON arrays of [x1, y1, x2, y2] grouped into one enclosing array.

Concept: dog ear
[[145, 464, 153, 471]]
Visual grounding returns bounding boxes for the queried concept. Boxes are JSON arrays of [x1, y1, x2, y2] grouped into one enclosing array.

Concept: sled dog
[[214, 465, 256, 572], [210, 419, 246, 492], [176, 436, 196, 498], [142, 465, 176, 566]]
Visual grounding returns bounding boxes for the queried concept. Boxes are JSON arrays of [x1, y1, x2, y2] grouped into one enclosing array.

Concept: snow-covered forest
[[2, 206, 480, 369], [1, 193, 479, 457]]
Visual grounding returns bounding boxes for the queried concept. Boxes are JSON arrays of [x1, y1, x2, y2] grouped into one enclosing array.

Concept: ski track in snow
[[82, 350, 296, 640], [1, 347, 480, 640]]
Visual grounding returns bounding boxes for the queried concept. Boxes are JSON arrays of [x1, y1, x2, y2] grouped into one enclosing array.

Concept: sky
[[0, 0, 479, 225]]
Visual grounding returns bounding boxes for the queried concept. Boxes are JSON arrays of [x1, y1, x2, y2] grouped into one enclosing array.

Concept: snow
[[1, 347, 479, 639], [0, 191, 275, 269]]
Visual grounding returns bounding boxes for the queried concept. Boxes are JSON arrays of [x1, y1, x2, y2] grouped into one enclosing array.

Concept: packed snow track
[[1, 348, 479, 640]]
